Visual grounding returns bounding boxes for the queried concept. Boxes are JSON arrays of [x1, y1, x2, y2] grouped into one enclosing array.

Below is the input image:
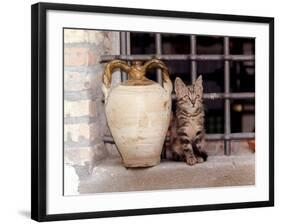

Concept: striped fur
[[164, 76, 207, 165]]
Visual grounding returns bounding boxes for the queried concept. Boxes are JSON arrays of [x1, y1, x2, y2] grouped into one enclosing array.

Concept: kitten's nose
[[191, 101, 195, 107]]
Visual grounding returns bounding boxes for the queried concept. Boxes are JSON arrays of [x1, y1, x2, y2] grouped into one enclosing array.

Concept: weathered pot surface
[[102, 59, 172, 167]]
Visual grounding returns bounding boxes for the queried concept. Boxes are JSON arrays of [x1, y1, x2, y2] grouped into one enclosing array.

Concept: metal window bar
[[156, 33, 163, 85], [126, 32, 131, 66], [100, 54, 255, 62], [103, 32, 255, 155], [190, 35, 197, 83], [224, 37, 231, 155], [104, 132, 255, 143], [120, 32, 128, 81]]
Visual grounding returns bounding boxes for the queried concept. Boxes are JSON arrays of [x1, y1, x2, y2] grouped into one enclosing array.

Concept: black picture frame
[[31, 2, 274, 222]]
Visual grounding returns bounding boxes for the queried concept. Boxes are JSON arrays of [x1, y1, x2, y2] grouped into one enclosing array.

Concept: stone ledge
[[78, 154, 255, 194]]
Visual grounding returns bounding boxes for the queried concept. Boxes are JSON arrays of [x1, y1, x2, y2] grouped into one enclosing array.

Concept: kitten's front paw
[[186, 156, 197, 166], [196, 156, 204, 163]]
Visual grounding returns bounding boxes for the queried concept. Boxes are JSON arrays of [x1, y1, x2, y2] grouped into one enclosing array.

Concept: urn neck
[[128, 61, 146, 81]]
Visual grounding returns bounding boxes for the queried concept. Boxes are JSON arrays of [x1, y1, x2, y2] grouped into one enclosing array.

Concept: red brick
[[64, 47, 97, 66]]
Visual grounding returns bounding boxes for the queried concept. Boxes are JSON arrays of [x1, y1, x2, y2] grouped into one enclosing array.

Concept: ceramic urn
[[102, 59, 172, 168]]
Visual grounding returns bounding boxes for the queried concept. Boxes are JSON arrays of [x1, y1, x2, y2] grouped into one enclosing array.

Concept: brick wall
[[64, 29, 120, 175]]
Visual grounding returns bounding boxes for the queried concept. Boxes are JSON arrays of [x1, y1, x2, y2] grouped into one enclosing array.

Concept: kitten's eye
[[194, 138, 201, 144], [180, 138, 190, 144], [196, 95, 200, 98]]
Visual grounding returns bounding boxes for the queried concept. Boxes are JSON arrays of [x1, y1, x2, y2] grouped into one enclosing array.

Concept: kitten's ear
[[174, 77, 187, 98], [195, 75, 203, 94], [195, 75, 202, 86]]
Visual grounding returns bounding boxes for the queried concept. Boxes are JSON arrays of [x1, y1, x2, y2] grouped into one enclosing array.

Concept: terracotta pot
[[248, 139, 255, 152], [102, 59, 172, 167]]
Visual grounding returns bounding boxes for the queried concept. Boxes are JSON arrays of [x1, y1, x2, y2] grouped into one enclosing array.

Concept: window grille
[[102, 32, 255, 156]]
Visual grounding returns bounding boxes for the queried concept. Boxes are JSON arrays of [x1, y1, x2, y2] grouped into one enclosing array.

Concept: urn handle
[[143, 59, 172, 95], [143, 59, 171, 86], [102, 60, 131, 89], [102, 59, 172, 103]]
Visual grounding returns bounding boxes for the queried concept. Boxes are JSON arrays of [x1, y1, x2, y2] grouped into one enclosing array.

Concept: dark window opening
[[103, 32, 255, 155]]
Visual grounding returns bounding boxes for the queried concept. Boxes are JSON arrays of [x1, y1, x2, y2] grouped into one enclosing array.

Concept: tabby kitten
[[165, 76, 207, 165]]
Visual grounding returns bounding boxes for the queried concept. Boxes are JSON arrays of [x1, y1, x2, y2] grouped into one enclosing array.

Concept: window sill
[[78, 154, 255, 194]]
